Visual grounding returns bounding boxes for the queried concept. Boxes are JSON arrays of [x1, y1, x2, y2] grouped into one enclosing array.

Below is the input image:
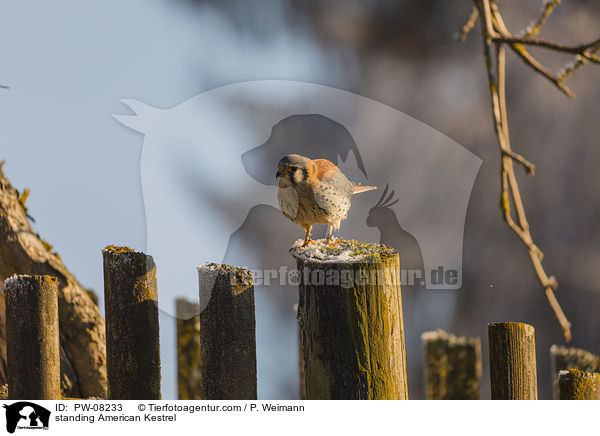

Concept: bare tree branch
[[524, 0, 562, 38], [466, 0, 580, 341], [492, 35, 600, 56], [558, 48, 600, 82], [489, 3, 575, 97]]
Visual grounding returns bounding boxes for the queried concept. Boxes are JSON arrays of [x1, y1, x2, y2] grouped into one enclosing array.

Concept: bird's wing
[[312, 158, 340, 181], [313, 170, 354, 219]]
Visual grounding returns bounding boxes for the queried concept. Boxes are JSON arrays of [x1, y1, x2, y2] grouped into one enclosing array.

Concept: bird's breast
[[278, 186, 299, 220]]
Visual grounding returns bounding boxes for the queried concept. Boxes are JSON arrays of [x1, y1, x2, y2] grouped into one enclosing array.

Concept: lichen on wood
[[488, 322, 538, 400], [422, 329, 481, 400], [550, 345, 600, 399], [558, 368, 600, 400], [292, 240, 408, 399]]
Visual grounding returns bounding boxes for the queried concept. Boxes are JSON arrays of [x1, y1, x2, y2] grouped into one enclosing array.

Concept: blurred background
[[1, 0, 599, 399]]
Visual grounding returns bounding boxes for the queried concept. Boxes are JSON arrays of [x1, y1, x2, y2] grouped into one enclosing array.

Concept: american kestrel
[[276, 154, 376, 246]]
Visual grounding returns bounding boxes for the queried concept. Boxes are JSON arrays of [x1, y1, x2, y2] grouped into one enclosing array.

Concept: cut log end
[[197, 262, 254, 281], [289, 239, 398, 264], [4, 274, 58, 293], [421, 329, 481, 348], [197, 263, 254, 301], [102, 245, 137, 254], [102, 245, 152, 266]]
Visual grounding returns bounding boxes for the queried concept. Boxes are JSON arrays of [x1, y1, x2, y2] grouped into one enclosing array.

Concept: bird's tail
[[352, 184, 377, 194]]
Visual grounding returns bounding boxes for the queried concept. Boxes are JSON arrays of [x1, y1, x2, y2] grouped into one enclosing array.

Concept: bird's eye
[[290, 167, 297, 172]]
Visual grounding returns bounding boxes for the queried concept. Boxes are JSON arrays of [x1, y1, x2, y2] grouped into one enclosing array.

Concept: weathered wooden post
[[558, 369, 600, 400], [298, 329, 306, 400], [422, 329, 481, 400], [550, 345, 600, 399], [5, 275, 60, 399], [291, 240, 408, 399], [197, 263, 257, 399], [176, 298, 202, 400], [488, 322, 537, 399], [102, 245, 160, 400]]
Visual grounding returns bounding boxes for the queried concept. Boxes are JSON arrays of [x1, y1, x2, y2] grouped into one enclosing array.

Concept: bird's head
[[276, 154, 313, 188]]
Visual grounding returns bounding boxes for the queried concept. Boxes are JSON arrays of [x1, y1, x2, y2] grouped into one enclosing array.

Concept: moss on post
[[291, 239, 408, 400], [488, 322, 537, 400], [102, 245, 160, 400], [550, 345, 600, 399], [558, 369, 600, 400], [5, 275, 60, 400], [422, 329, 481, 400], [197, 263, 257, 400], [176, 298, 202, 400]]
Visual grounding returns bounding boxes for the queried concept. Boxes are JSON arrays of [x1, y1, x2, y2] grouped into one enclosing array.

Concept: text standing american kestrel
[[276, 154, 377, 246]]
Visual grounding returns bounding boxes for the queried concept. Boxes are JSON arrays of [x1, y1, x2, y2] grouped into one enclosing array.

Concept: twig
[[493, 35, 600, 56], [502, 149, 535, 175], [558, 48, 600, 82], [490, 4, 575, 97], [524, 0, 562, 38], [458, 6, 479, 42]]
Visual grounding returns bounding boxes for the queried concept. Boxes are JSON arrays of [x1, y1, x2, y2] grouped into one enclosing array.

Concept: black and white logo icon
[[3, 402, 50, 433]]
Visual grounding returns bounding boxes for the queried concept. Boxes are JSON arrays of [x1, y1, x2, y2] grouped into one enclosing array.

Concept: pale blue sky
[[0, 0, 351, 399]]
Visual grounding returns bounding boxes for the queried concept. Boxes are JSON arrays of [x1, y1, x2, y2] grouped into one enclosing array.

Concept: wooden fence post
[[422, 329, 481, 399], [550, 345, 600, 399], [176, 298, 202, 400], [558, 369, 600, 400], [298, 328, 306, 400], [488, 322, 538, 400], [5, 275, 60, 400], [102, 245, 160, 400], [291, 240, 408, 399], [197, 263, 257, 400]]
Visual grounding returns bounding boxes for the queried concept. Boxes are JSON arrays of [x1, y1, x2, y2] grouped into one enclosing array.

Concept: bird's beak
[[276, 169, 283, 179]]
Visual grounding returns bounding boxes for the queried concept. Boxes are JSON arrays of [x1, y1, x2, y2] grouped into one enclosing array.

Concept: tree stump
[[291, 239, 408, 399]]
